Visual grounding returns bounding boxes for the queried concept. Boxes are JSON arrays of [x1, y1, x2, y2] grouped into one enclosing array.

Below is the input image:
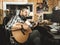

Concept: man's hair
[[19, 7, 28, 16], [20, 7, 28, 11]]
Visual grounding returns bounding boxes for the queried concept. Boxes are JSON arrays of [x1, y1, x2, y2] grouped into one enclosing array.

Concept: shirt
[[5, 15, 32, 30]]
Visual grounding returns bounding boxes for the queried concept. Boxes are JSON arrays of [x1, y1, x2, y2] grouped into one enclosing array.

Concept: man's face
[[21, 9, 28, 17], [39, 4, 43, 8]]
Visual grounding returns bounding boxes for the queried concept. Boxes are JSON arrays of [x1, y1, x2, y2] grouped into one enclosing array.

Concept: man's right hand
[[11, 22, 22, 30], [11, 22, 32, 33]]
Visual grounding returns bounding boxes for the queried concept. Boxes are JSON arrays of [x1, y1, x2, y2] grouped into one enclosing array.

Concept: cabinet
[[0, 9, 3, 24], [48, 0, 59, 11]]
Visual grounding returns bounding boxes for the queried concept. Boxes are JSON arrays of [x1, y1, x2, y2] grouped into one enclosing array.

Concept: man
[[3, 9, 13, 26], [36, 3, 43, 13], [5, 7, 40, 45], [2, 9, 14, 45]]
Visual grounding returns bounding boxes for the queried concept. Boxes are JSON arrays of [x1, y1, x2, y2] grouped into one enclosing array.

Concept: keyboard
[[49, 25, 60, 30]]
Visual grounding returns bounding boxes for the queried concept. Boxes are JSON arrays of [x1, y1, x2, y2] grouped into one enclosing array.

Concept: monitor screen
[[51, 10, 60, 23]]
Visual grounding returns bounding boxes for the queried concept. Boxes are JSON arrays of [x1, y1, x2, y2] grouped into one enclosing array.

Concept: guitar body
[[11, 23, 32, 43]]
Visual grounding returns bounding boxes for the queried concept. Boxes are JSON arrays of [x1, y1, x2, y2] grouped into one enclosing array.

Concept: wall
[[0, 0, 59, 24], [48, 0, 59, 11], [28, 0, 43, 14], [0, 0, 27, 24], [28, 0, 43, 22], [28, 0, 59, 12], [0, 0, 3, 24], [28, 0, 59, 22]]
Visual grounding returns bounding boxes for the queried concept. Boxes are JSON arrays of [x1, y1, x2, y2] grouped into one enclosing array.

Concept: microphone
[[26, 16, 32, 19]]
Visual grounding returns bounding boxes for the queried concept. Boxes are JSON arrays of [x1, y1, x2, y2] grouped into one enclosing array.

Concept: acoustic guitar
[[11, 22, 32, 43]]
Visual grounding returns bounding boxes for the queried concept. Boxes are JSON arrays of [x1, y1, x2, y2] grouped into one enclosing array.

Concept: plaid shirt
[[5, 15, 32, 30]]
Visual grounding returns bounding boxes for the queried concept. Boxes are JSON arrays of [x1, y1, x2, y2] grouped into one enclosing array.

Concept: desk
[[45, 25, 60, 39], [39, 21, 60, 39], [38, 21, 60, 45], [47, 31, 60, 39]]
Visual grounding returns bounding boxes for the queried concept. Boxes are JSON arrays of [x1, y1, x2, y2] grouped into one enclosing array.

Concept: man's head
[[20, 7, 29, 17], [39, 3, 43, 8]]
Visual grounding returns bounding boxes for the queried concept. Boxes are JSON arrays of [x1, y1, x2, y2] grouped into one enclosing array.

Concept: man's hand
[[33, 22, 38, 27], [11, 22, 32, 33], [11, 22, 22, 30]]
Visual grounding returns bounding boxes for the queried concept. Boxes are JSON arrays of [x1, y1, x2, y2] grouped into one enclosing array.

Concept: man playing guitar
[[5, 7, 40, 45]]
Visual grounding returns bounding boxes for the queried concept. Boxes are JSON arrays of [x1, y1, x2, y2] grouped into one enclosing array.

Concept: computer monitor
[[51, 10, 60, 23], [44, 14, 52, 20]]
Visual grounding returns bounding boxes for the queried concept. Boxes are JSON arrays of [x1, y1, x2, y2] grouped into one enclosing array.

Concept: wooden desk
[[39, 21, 60, 39], [48, 31, 60, 39], [45, 24, 60, 39]]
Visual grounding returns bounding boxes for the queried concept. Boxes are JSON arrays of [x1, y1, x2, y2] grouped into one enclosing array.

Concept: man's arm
[[5, 16, 15, 30], [11, 22, 32, 33]]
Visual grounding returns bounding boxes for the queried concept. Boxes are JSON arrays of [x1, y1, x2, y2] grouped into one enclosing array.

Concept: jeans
[[25, 30, 40, 45]]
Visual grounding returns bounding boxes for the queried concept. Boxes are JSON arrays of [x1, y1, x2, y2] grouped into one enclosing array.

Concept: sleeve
[[25, 20, 32, 27], [3, 17, 9, 26], [5, 15, 23, 30], [5, 16, 15, 30]]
